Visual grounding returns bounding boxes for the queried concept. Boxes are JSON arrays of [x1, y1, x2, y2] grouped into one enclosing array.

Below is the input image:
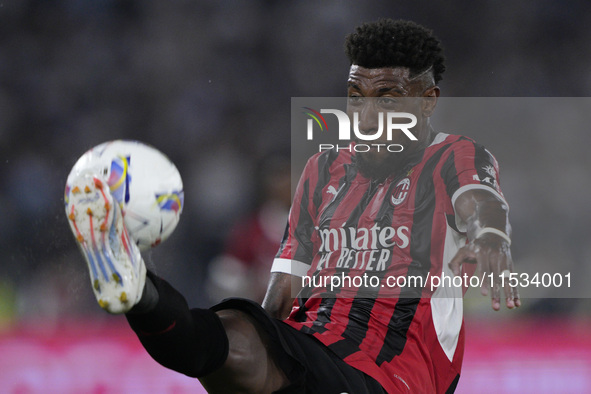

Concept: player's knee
[[208, 309, 287, 392], [217, 309, 269, 372]]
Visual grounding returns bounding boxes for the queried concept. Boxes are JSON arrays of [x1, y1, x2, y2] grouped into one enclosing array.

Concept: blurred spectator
[[206, 154, 291, 303]]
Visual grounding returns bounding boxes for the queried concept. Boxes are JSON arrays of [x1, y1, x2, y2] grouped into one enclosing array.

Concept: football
[[65, 140, 184, 250]]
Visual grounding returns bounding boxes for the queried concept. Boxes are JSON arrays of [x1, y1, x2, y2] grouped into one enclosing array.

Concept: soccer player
[[66, 19, 520, 393]]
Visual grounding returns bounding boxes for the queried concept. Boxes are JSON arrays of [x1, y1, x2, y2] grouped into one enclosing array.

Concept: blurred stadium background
[[1, 1, 590, 392]]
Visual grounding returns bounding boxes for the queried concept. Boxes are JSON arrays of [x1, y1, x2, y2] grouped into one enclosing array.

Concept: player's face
[[347, 65, 438, 179]]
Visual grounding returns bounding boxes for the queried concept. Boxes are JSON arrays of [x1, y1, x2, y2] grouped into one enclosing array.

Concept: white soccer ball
[[66, 140, 184, 251]]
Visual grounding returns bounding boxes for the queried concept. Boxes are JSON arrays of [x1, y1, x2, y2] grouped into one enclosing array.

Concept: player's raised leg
[[65, 170, 289, 392], [125, 272, 288, 392]]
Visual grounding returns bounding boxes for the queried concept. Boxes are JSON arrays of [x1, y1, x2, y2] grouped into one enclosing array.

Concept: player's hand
[[448, 233, 521, 311]]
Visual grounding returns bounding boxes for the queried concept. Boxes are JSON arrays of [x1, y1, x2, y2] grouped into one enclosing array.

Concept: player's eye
[[348, 95, 364, 106], [378, 97, 398, 109]]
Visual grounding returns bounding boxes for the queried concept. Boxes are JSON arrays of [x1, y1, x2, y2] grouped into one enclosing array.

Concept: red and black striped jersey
[[272, 133, 508, 393]]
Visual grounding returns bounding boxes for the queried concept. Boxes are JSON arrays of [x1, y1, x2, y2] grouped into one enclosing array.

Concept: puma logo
[[326, 185, 338, 196]]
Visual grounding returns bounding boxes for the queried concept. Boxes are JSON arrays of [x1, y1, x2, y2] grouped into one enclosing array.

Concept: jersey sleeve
[[270, 156, 317, 277], [440, 138, 508, 232]]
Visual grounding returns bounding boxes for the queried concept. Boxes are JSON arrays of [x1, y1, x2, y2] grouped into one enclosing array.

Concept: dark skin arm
[[449, 189, 521, 311], [262, 272, 302, 319]]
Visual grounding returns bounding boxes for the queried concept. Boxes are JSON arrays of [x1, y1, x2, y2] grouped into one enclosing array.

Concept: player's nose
[[355, 103, 382, 137]]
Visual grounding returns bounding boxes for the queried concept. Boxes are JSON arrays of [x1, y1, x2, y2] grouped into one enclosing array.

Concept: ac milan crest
[[390, 177, 411, 206]]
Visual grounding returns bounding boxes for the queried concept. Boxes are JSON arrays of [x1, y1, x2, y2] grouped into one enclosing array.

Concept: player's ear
[[422, 86, 439, 117]]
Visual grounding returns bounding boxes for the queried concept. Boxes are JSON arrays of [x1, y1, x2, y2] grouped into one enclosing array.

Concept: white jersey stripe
[[430, 218, 465, 362], [271, 258, 310, 277]]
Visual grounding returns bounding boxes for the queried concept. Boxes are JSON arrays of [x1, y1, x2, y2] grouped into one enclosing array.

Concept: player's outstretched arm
[[449, 189, 521, 311], [262, 272, 301, 320]]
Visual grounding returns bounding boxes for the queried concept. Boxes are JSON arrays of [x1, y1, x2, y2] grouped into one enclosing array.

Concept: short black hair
[[345, 19, 445, 83]]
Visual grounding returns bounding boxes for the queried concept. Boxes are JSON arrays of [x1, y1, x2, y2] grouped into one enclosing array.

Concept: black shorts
[[211, 298, 386, 394]]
